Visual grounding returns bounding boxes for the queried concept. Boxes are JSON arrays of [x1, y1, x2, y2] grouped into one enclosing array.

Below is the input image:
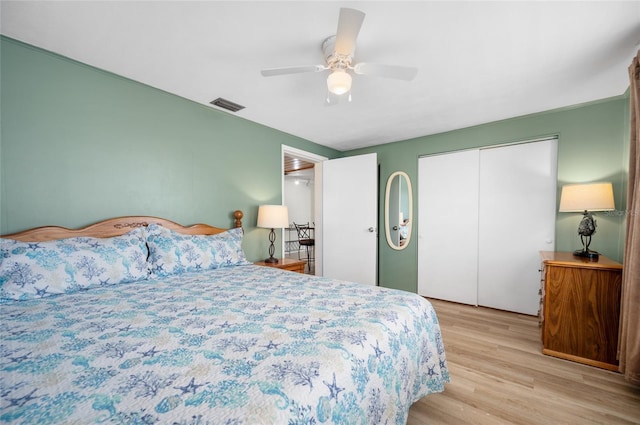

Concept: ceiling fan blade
[[261, 65, 326, 77], [353, 63, 418, 81], [334, 8, 365, 56]]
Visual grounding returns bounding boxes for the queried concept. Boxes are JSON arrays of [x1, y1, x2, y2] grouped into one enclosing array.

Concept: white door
[[418, 138, 557, 315], [316, 153, 378, 285], [477, 139, 557, 314], [418, 150, 480, 304]]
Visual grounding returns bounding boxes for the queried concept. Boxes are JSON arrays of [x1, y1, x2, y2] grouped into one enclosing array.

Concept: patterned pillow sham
[[0, 227, 149, 302], [145, 224, 251, 278]]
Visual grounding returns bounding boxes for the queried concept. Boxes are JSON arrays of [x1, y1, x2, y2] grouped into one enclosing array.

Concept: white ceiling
[[2, 1, 639, 151]]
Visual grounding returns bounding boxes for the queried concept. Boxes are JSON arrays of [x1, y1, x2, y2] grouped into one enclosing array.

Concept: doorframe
[[281, 145, 328, 264]]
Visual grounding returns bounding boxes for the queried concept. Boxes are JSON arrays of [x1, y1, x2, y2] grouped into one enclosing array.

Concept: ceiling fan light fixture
[[327, 70, 352, 95]]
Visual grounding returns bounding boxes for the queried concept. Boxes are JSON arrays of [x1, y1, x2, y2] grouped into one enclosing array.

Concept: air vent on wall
[[210, 97, 245, 112]]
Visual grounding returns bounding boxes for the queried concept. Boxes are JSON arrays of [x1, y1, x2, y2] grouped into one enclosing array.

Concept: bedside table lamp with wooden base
[[257, 205, 289, 264]]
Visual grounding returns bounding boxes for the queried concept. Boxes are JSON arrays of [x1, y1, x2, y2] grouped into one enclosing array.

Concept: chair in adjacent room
[[293, 222, 315, 272]]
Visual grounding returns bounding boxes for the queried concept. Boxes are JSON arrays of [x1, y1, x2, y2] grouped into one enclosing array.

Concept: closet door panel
[[418, 150, 479, 304], [477, 139, 557, 314]]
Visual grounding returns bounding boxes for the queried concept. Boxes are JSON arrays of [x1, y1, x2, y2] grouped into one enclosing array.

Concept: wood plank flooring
[[407, 298, 640, 425]]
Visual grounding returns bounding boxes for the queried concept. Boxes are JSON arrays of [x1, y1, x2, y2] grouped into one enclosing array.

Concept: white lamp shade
[[327, 70, 352, 95], [559, 182, 615, 212], [257, 205, 289, 229]]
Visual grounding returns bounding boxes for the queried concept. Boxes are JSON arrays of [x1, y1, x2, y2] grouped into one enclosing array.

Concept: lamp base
[[573, 249, 600, 260], [264, 228, 279, 264]]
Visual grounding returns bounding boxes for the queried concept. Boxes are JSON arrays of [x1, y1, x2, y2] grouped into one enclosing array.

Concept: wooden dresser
[[539, 251, 623, 371], [254, 258, 307, 274]]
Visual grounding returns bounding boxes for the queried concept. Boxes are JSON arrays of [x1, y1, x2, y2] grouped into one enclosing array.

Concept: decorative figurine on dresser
[[539, 251, 623, 371]]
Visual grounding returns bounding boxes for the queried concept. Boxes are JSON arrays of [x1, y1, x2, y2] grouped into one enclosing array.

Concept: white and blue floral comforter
[[1, 265, 449, 424]]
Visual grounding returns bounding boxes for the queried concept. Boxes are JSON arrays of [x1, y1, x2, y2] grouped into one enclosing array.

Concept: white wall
[[284, 176, 314, 226]]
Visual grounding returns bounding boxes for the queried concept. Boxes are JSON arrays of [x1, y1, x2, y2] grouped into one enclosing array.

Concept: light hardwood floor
[[407, 298, 640, 425]]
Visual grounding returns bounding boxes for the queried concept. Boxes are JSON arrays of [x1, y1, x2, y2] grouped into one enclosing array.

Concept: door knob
[[368, 227, 376, 232]]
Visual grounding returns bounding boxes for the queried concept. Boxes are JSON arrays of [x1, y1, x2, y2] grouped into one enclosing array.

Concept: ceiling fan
[[260, 8, 418, 104]]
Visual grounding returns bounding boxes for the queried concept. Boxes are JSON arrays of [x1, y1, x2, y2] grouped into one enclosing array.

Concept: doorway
[[281, 147, 378, 285], [282, 146, 327, 274]]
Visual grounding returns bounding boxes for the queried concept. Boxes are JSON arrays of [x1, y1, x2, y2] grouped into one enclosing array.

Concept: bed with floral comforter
[[0, 217, 448, 424]]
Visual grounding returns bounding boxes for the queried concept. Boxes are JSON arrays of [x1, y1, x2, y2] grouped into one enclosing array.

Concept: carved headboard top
[[1, 210, 244, 242]]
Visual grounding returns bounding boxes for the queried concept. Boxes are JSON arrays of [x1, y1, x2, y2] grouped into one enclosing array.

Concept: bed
[[0, 212, 449, 424]]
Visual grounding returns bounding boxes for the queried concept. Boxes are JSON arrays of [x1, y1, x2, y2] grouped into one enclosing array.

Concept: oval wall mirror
[[384, 171, 413, 250]]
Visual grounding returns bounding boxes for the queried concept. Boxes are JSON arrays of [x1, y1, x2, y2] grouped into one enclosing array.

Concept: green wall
[[347, 96, 629, 292], [0, 37, 340, 261], [1, 36, 630, 294]]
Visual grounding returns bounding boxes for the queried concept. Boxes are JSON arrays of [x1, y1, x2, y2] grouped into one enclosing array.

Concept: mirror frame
[[384, 171, 413, 250]]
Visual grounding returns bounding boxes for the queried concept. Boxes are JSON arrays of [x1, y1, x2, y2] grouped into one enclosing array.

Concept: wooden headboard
[[1, 210, 244, 242]]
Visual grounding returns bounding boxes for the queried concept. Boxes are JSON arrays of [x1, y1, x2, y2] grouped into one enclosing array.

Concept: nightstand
[[254, 258, 307, 274], [539, 251, 623, 371]]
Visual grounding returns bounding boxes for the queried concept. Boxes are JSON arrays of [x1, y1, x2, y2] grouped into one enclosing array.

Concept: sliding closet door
[[477, 139, 557, 314], [418, 139, 557, 314], [417, 150, 480, 304]]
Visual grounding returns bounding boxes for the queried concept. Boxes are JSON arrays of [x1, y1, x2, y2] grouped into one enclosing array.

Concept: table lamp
[[257, 205, 289, 263], [559, 182, 615, 259]]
